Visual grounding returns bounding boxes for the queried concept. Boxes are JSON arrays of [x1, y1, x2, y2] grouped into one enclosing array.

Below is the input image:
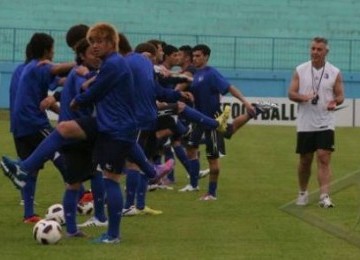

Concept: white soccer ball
[[33, 219, 62, 245], [45, 203, 65, 225], [77, 201, 94, 215]]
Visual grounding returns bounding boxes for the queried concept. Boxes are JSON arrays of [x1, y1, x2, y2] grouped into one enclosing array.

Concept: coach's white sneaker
[[178, 184, 199, 192], [319, 194, 334, 208], [296, 191, 309, 206]]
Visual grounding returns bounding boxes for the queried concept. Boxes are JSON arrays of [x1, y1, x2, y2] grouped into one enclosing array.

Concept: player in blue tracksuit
[[7, 33, 74, 222], [70, 23, 175, 244], [118, 36, 182, 216], [183, 44, 256, 200], [58, 38, 107, 236]]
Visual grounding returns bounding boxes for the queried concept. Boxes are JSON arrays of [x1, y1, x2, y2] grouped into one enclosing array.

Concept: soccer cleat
[[150, 159, 175, 184], [92, 233, 120, 244], [296, 191, 309, 206], [67, 230, 87, 238], [1, 157, 27, 189], [198, 169, 210, 179], [251, 101, 279, 117], [147, 184, 159, 192], [216, 105, 231, 133], [137, 206, 163, 215], [199, 193, 217, 201], [178, 184, 200, 192], [122, 206, 139, 216], [77, 217, 108, 227], [318, 194, 334, 208], [23, 215, 42, 224]]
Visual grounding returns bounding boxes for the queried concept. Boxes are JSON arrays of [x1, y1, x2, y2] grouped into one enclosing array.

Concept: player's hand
[[76, 65, 89, 76], [180, 91, 194, 102], [245, 103, 257, 118], [40, 96, 57, 111]]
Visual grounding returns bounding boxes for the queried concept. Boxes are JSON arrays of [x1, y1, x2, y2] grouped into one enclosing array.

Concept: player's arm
[[288, 71, 313, 103], [50, 61, 76, 76], [327, 73, 345, 110], [228, 85, 255, 115]]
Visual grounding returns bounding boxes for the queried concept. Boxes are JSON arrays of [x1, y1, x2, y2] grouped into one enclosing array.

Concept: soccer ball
[[45, 203, 65, 225], [77, 201, 94, 215], [33, 220, 62, 245]]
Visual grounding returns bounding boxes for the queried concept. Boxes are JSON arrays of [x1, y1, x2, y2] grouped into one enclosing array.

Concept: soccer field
[[1, 112, 360, 259]]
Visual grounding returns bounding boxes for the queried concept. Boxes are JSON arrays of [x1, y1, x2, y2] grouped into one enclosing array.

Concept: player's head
[[135, 42, 157, 64], [28, 32, 54, 60], [192, 44, 211, 68], [75, 38, 101, 69], [66, 24, 89, 50], [178, 45, 193, 66], [87, 22, 119, 58], [118, 33, 132, 56], [163, 44, 179, 67], [147, 39, 166, 64]]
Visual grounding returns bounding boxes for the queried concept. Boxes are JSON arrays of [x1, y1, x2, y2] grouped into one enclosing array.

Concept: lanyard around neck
[[311, 64, 325, 94]]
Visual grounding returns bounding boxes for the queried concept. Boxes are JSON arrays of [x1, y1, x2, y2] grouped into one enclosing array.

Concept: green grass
[[1, 111, 360, 259]]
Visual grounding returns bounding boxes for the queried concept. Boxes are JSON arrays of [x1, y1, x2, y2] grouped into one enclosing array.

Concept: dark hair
[[118, 33, 132, 55], [135, 42, 157, 56], [66, 24, 89, 49], [147, 39, 166, 49], [192, 44, 211, 56], [24, 42, 33, 63], [28, 33, 54, 59], [163, 44, 178, 56], [179, 45, 193, 59], [74, 38, 90, 65]]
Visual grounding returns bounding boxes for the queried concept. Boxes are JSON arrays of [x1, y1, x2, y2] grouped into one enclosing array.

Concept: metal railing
[[1, 27, 360, 72]]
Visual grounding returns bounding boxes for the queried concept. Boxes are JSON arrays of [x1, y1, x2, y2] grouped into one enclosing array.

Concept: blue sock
[[78, 184, 85, 202], [21, 130, 73, 172], [124, 169, 139, 209], [164, 146, 175, 182], [63, 189, 79, 234], [175, 120, 189, 135], [173, 145, 190, 173], [104, 178, 123, 239], [129, 143, 156, 179], [91, 171, 106, 222], [136, 174, 148, 210], [180, 106, 218, 129], [188, 159, 200, 188], [23, 173, 37, 218], [209, 181, 217, 197]]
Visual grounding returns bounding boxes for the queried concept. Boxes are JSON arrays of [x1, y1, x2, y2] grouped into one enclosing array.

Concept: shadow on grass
[[280, 169, 360, 248]]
